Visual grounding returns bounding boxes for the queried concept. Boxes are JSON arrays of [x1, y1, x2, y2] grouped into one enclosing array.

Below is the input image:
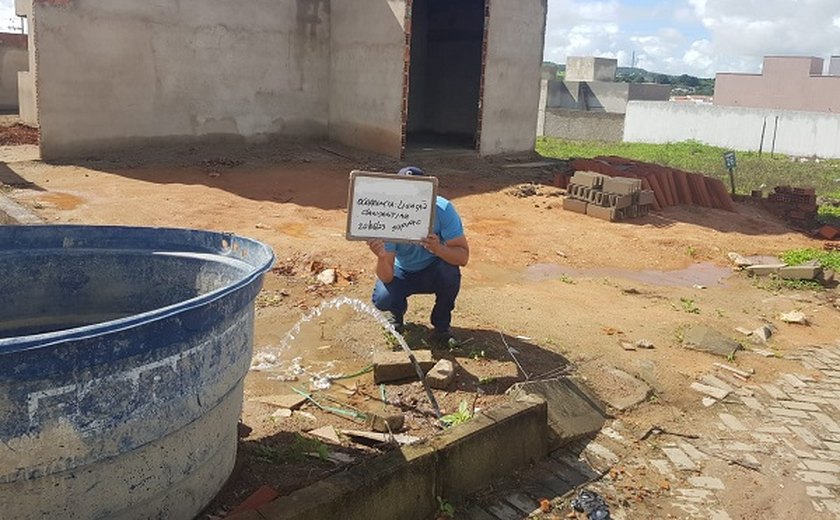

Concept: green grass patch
[[536, 137, 840, 197], [780, 248, 840, 271]]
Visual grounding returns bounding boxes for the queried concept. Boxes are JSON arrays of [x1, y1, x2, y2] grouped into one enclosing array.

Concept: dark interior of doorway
[[406, 0, 485, 152]]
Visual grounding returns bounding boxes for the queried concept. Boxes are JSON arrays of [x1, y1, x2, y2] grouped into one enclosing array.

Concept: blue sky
[[2, 0, 838, 79], [544, 0, 840, 77]]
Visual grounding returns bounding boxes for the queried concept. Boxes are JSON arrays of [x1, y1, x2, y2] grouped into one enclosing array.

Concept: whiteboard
[[346, 170, 437, 243]]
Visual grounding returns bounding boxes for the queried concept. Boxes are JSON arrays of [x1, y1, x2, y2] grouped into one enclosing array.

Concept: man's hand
[[420, 234, 442, 256], [367, 239, 388, 258]]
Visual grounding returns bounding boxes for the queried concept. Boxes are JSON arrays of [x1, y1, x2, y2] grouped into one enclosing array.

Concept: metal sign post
[[723, 151, 737, 195]]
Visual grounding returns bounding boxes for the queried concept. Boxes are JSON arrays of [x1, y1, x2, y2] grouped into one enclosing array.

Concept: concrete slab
[[0, 193, 42, 225], [373, 350, 435, 384], [683, 326, 742, 358], [250, 399, 548, 520], [506, 377, 607, 450]]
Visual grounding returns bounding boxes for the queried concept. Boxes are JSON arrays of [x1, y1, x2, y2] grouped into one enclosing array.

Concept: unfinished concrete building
[[715, 56, 840, 113], [16, 0, 547, 160]]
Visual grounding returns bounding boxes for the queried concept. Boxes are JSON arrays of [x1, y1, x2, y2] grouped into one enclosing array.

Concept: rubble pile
[[562, 171, 656, 222], [762, 186, 818, 229]]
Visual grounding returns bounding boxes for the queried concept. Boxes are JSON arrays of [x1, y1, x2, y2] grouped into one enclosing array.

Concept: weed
[[536, 137, 840, 197], [647, 393, 660, 404], [478, 376, 497, 385], [673, 323, 689, 344], [686, 245, 697, 258], [780, 248, 840, 271], [436, 496, 456, 519], [469, 348, 486, 360], [441, 401, 473, 427], [250, 435, 329, 464], [752, 275, 823, 293], [715, 308, 726, 318], [680, 297, 700, 314], [559, 274, 576, 284]]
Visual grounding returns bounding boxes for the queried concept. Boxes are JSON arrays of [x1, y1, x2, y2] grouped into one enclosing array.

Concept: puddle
[[522, 262, 734, 288]]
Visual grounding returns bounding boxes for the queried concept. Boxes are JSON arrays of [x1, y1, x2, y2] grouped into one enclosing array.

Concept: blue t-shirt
[[385, 196, 464, 273]]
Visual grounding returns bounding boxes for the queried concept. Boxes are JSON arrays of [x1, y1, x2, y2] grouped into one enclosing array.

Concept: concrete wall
[[625, 101, 840, 159], [14, 0, 36, 125], [830, 56, 840, 76], [480, 0, 546, 155], [32, 0, 331, 159], [543, 108, 624, 142], [0, 35, 27, 111], [547, 81, 669, 114], [329, 0, 406, 157], [565, 56, 616, 82], [715, 56, 840, 113]]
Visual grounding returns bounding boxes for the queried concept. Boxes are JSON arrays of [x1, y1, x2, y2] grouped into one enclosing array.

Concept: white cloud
[[545, 0, 840, 77]]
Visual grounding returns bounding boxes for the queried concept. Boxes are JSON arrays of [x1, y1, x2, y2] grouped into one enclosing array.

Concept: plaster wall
[[0, 37, 27, 110], [715, 56, 840, 113], [543, 109, 624, 142], [547, 81, 669, 113], [479, 0, 546, 155], [625, 101, 840, 159], [565, 57, 616, 82], [33, 0, 331, 159], [329, 0, 406, 157]]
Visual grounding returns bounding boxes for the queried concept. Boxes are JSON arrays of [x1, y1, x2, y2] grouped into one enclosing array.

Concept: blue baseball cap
[[398, 166, 425, 176]]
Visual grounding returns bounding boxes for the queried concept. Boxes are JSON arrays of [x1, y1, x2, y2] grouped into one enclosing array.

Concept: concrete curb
[[239, 397, 549, 520], [0, 192, 42, 224]]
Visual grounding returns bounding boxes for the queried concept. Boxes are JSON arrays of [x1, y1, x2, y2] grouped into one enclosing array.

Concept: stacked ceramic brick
[[562, 171, 656, 222], [763, 186, 818, 229], [554, 157, 737, 212]]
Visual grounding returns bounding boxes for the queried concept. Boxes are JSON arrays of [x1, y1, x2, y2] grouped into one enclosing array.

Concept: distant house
[[16, 0, 547, 160], [0, 32, 28, 113], [715, 56, 840, 113]]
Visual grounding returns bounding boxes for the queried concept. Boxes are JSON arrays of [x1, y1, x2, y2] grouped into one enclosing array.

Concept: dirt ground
[[2, 132, 839, 519]]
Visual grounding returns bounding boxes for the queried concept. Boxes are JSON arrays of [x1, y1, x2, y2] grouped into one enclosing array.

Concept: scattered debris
[[269, 408, 292, 419], [254, 394, 308, 410], [640, 425, 700, 441], [373, 350, 435, 384], [571, 489, 611, 520], [366, 412, 405, 433], [727, 252, 754, 268], [227, 485, 279, 517], [308, 425, 341, 445], [682, 325, 742, 358], [255, 222, 271, 230], [690, 382, 730, 401], [762, 186, 818, 229], [735, 327, 753, 336], [745, 263, 787, 276], [426, 359, 456, 390], [702, 397, 717, 407], [779, 311, 809, 325], [600, 368, 652, 411], [508, 183, 539, 198], [713, 362, 753, 379], [341, 429, 420, 446], [752, 325, 773, 343], [635, 339, 654, 349], [316, 268, 337, 285], [326, 452, 356, 464], [0, 123, 39, 146], [619, 340, 636, 351], [751, 348, 776, 358], [817, 224, 840, 240]]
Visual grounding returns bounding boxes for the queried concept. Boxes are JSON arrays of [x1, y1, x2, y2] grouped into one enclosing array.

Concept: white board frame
[[346, 170, 438, 244]]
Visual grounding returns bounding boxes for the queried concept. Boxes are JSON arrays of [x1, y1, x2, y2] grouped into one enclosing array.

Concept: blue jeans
[[371, 259, 461, 331]]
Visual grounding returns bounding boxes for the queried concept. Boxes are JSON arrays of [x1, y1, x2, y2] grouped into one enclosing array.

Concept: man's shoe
[[432, 328, 459, 349], [382, 311, 405, 333]]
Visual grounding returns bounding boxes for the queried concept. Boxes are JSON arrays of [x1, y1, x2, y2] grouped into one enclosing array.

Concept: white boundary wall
[[624, 101, 840, 159]]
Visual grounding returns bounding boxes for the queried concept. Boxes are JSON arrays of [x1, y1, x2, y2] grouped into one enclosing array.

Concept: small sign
[[724, 151, 737, 170], [346, 170, 437, 243]]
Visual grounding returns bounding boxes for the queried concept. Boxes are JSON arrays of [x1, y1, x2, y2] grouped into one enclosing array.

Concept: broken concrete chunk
[[745, 264, 787, 276], [683, 326, 742, 358], [727, 252, 754, 268], [254, 394, 308, 410], [779, 311, 808, 325], [425, 359, 456, 389], [600, 368, 652, 411], [366, 412, 405, 433], [779, 264, 822, 280], [308, 425, 341, 445], [690, 382, 730, 400], [752, 325, 773, 343], [702, 397, 718, 407], [373, 350, 435, 384], [269, 408, 292, 419], [735, 327, 754, 336], [635, 339, 654, 349], [316, 268, 337, 285], [619, 340, 637, 351]]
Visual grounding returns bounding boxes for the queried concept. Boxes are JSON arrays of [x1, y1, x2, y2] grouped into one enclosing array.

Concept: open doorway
[[405, 0, 485, 153]]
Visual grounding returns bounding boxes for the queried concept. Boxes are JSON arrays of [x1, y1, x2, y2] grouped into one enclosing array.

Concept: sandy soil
[[2, 139, 838, 519]]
